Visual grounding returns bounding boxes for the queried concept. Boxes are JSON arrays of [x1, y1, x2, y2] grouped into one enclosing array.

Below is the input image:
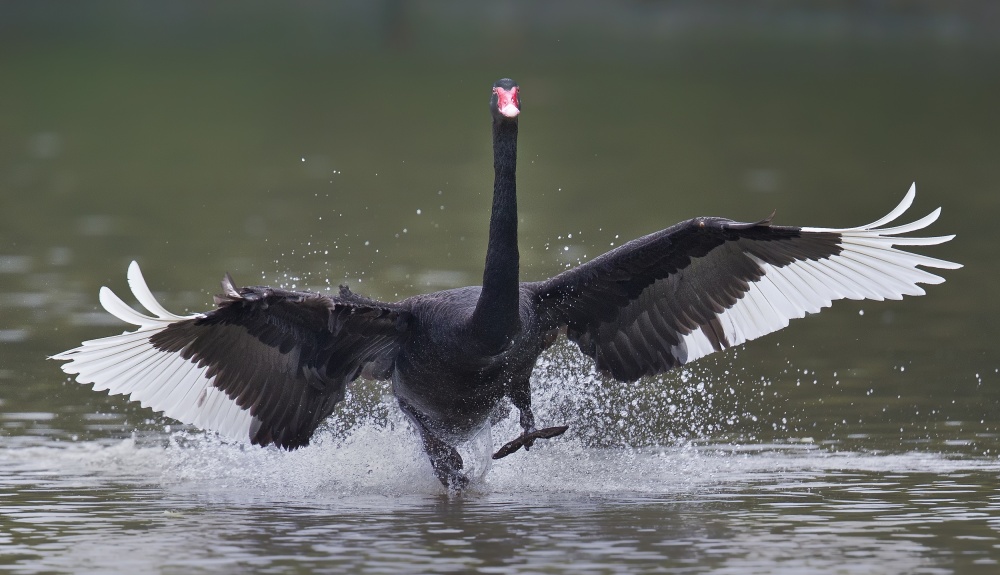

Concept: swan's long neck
[[470, 119, 521, 352]]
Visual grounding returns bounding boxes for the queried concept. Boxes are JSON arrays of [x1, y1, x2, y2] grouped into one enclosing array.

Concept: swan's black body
[[55, 78, 960, 489]]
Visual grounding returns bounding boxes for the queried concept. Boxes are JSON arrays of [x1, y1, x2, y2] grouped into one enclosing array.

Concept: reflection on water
[[2, 427, 999, 574]]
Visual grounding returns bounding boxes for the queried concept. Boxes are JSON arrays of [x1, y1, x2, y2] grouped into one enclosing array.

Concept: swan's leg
[[509, 375, 537, 437], [398, 400, 468, 490]]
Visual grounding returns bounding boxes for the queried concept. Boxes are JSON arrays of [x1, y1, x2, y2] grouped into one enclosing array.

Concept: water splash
[[15, 340, 999, 498], [523, 342, 783, 449]]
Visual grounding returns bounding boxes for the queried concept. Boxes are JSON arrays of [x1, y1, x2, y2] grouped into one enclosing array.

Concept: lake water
[[2, 3, 999, 573]]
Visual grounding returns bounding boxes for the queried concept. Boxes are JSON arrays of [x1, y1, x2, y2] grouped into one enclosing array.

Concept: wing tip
[[98, 285, 156, 326]]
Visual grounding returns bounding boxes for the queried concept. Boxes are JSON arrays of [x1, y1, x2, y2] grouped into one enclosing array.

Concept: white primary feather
[[676, 184, 961, 365], [51, 261, 256, 443]]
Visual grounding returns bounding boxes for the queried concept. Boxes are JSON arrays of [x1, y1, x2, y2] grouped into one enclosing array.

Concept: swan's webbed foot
[[491, 425, 569, 460], [496, 378, 569, 459]]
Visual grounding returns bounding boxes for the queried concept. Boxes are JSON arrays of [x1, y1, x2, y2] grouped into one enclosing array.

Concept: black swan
[[54, 78, 961, 489]]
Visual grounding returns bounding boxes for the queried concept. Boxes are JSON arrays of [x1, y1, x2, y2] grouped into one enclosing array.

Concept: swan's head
[[491, 78, 520, 121]]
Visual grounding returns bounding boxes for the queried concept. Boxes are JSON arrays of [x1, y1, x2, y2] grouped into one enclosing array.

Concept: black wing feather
[[149, 279, 410, 449], [527, 216, 841, 381]]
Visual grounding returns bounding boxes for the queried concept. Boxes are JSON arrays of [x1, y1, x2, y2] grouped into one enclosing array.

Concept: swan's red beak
[[494, 86, 520, 118]]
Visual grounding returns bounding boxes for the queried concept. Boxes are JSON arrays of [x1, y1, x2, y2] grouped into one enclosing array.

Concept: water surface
[[2, 4, 999, 573]]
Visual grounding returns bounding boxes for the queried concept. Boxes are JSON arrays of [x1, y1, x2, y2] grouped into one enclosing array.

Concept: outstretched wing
[[527, 184, 961, 382], [52, 261, 411, 449]]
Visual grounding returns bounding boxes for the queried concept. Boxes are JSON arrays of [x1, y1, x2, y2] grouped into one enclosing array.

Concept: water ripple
[[1, 427, 999, 574]]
